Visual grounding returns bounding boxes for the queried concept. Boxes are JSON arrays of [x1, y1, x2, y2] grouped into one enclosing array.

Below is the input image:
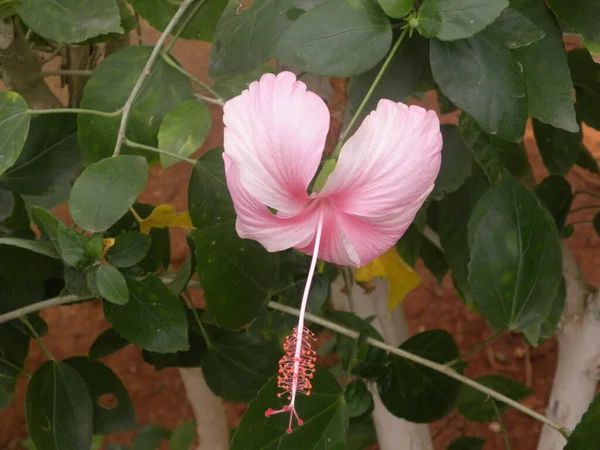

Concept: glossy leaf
[[564, 392, 600, 449], [78, 46, 194, 164], [89, 328, 130, 360], [483, 7, 544, 49], [432, 125, 472, 200], [57, 227, 102, 268], [534, 175, 573, 232], [344, 379, 373, 418], [106, 231, 151, 268], [468, 174, 563, 330], [65, 356, 136, 434], [378, 330, 461, 422], [458, 375, 532, 423], [158, 99, 211, 168], [0, 237, 59, 259], [26, 361, 93, 450], [95, 264, 129, 305], [377, 0, 412, 18], [0, 325, 29, 409], [192, 225, 278, 329], [420, 235, 449, 284], [523, 277, 566, 346], [417, 0, 508, 41], [142, 330, 206, 370], [231, 368, 348, 449], [30, 206, 61, 245], [275, 0, 392, 77], [0, 114, 81, 195], [103, 275, 189, 353], [547, 0, 600, 55], [0, 91, 30, 176], [447, 437, 485, 450], [69, 155, 148, 232], [568, 49, 600, 131], [201, 331, 281, 403], [16, 0, 122, 43]]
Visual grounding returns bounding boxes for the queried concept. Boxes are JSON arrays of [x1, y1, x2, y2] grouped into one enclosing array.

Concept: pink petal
[[223, 71, 330, 215], [224, 154, 320, 252]]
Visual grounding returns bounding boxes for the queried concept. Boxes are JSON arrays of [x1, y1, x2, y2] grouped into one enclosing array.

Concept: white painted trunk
[[331, 277, 433, 450], [179, 368, 230, 450]]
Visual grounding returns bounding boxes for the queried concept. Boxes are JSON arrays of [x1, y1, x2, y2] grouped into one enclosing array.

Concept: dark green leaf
[[344, 379, 373, 418], [129, 0, 227, 42], [65, 356, 136, 434], [547, 0, 600, 55], [523, 277, 565, 346], [158, 99, 211, 168], [564, 392, 600, 449], [89, 328, 130, 359], [447, 437, 485, 450], [192, 225, 278, 329], [568, 49, 600, 131], [378, 330, 460, 423], [26, 361, 93, 450], [142, 328, 206, 370], [377, 0, 412, 18], [57, 227, 102, 268], [432, 125, 472, 200], [417, 0, 508, 40], [30, 206, 61, 245], [103, 275, 189, 353], [16, 0, 122, 43], [0, 114, 81, 195], [0, 91, 30, 176], [69, 155, 148, 232], [9, 314, 48, 339], [468, 174, 563, 330], [396, 225, 422, 268], [431, 34, 527, 142], [95, 264, 129, 305], [0, 278, 43, 315], [78, 46, 194, 164], [213, 65, 279, 100], [275, 0, 392, 77], [139, 227, 171, 273], [64, 266, 93, 297], [0, 237, 59, 259], [458, 375, 532, 423], [0, 243, 62, 281], [0, 186, 14, 223], [420, 236, 448, 283], [0, 325, 29, 409], [170, 421, 196, 450], [132, 425, 171, 450], [483, 7, 544, 49], [334, 415, 376, 450], [202, 331, 280, 403], [231, 368, 348, 449], [576, 144, 600, 174], [107, 231, 151, 268], [210, 0, 295, 77], [188, 147, 235, 228], [168, 254, 193, 295], [534, 175, 573, 232], [511, 0, 579, 133]]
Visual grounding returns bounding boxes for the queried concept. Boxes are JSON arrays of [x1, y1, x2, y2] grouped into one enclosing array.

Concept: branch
[[112, 0, 197, 156], [0, 295, 91, 324]]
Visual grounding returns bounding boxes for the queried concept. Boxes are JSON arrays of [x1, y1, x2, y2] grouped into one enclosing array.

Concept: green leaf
[[576, 144, 600, 175], [275, 0, 392, 77], [431, 125, 472, 200], [0, 237, 59, 259], [396, 225, 422, 268], [511, 0, 579, 133], [547, 0, 600, 55], [95, 264, 129, 305], [0, 114, 81, 196], [431, 34, 527, 142], [377, 329, 461, 423], [213, 65, 280, 100], [26, 361, 93, 450], [170, 421, 196, 450], [457, 375, 532, 423], [69, 155, 148, 232], [132, 425, 171, 450], [564, 392, 600, 449], [89, 328, 130, 359], [16, 0, 122, 43], [78, 46, 194, 164], [468, 174, 563, 330], [158, 99, 211, 168], [335, 415, 376, 450], [64, 266, 93, 297], [344, 379, 373, 418], [377, 0, 412, 18], [569, 49, 600, 132], [168, 253, 193, 296], [202, 331, 280, 403], [9, 314, 48, 339], [533, 119, 582, 176], [188, 148, 235, 229], [523, 277, 565, 346], [30, 206, 61, 245], [483, 7, 544, 49], [142, 329, 205, 370], [129, 0, 227, 42], [231, 368, 348, 449], [209, 0, 295, 77], [0, 325, 29, 409], [0, 91, 30, 176], [192, 225, 278, 329], [348, 33, 429, 115], [106, 231, 151, 268], [0, 242, 61, 281], [0, 278, 43, 315], [57, 227, 102, 268], [417, 0, 508, 40], [447, 437, 486, 450], [534, 175, 573, 232], [103, 275, 189, 353], [0, 186, 14, 223], [65, 356, 136, 434]]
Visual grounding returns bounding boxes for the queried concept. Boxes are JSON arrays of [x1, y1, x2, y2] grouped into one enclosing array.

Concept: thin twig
[[20, 317, 55, 361], [423, 225, 442, 251], [113, 0, 197, 156], [493, 401, 511, 449], [447, 331, 505, 366], [0, 295, 91, 324], [41, 69, 93, 77], [165, 0, 207, 52], [39, 44, 65, 66], [196, 94, 225, 106], [125, 138, 197, 165], [27, 107, 121, 118]]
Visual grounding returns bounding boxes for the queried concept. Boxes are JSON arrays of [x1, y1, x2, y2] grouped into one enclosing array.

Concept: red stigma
[[287, 428, 293, 434]]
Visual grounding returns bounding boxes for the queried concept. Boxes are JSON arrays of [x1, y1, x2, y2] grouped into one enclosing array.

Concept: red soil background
[[1, 22, 600, 450]]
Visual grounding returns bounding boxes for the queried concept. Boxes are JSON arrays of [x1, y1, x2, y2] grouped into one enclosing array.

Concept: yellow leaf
[[139, 205, 194, 234], [102, 238, 115, 258], [355, 248, 420, 312]]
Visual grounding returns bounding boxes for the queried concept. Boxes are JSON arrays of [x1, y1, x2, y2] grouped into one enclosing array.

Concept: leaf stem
[[27, 108, 121, 118], [493, 400, 511, 449], [124, 138, 197, 165], [165, 0, 207, 52], [447, 331, 505, 366], [160, 51, 225, 105], [196, 94, 226, 106], [182, 290, 214, 350], [113, 0, 197, 157], [20, 317, 55, 361], [41, 69, 93, 77], [332, 26, 409, 159], [129, 205, 144, 223]]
